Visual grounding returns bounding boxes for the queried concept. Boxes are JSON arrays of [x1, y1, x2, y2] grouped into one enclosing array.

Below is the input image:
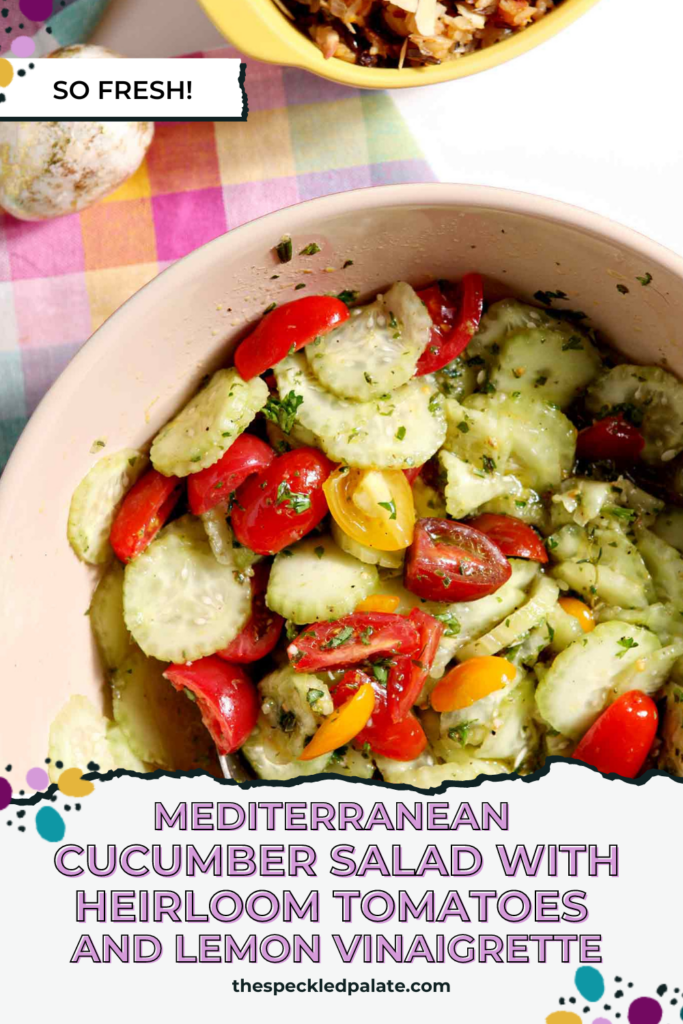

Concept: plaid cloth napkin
[[0, 46, 436, 472], [0, 0, 110, 56]]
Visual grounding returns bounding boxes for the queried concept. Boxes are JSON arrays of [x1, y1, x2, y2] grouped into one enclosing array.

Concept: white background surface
[[92, 0, 683, 254]]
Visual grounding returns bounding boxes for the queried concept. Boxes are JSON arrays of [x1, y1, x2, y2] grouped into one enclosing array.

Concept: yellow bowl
[[197, 0, 601, 89]]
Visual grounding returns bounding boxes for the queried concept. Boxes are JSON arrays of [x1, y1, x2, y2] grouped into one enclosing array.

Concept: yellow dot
[[0, 58, 13, 88], [58, 767, 95, 798], [546, 1014, 582, 1024]]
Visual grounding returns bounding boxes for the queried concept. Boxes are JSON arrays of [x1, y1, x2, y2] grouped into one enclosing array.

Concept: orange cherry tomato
[[558, 597, 595, 633], [324, 467, 414, 551], [431, 656, 516, 712], [355, 594, 401, 614], [299, 681, 375, 761]]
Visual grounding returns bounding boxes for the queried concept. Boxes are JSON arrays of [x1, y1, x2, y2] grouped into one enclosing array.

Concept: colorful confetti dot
[[547, 1014, 582, 1024], [26, 766, 49, 791], [11, 34, 34, 56], [19, 0, 53, 19], [576, 968, 606, 1003], [0, 56, 13, 87], [593, 1019, 612, 1024], [0, 776, 11, 810], [35, 805, 65, 842], [57, 767, 94, 798], [628, 999, 662, 1024]]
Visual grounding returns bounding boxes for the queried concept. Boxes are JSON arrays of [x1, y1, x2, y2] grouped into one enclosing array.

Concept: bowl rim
[[197, 0, 603, 89], [3, 180, 683, 508]]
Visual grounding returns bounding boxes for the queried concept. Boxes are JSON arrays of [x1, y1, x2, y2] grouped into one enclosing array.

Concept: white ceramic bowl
[[2, 183, 682, 779]]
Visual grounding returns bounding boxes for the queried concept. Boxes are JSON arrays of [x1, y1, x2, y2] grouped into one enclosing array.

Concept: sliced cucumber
[[547, 601, 586, 653], [89, 561, 135, 673], [201, 507, 261, 573], [468, 298, 547, 359], [586, 364, 683, 465], [67, 449, 148, 564], [439, 674, 539, 769], [150, 369, 268, 477], [330, 519, 404, 570], [274, 353, 446, 469], [112, 648, 217, 771], [635, 527, 683, 612], [535, 620, 660, 740], [552, 561, 648, 610], [654, 506, 683, 554], [549, 479, 613, 529], [481, 488, 547, 528], [306, 282, 431, 401], [376, 752, 509, 788], [612, 640, 683, 698], [325, 745, 376, 779], [258, 665, 333, 759], [105, 723, 150, 772], [457, 575, 559, 660], [267, 534, 378, 624], [48, 694, 118, 783], [242, 719, 331, 780], [440, 448, 521, 519], [123, 515, 251, 662], [489, 327, 601, 409]]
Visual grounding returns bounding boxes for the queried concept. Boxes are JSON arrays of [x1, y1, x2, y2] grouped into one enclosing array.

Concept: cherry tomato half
[[403, 465, 423, 486], [164, 656, 259, 755], [187, 434, 275, 515], [300, 680, 375, 761], [324, 466, 415, 551], [414, 274, 484, 377], [387, 608, 444, 723], [576, 414, 645, 463], [333, 669, 427, 762], [572, 690, 658, 779], [217, 562, 283, 663], [288, 612, 421, 673], [234, 296, 350, 380], [405, 517, 512, 603], [467, 513, 548, 564], [431, 656, 516, 713], [231, 447, 334, 555], [110, 469, 181, 563]]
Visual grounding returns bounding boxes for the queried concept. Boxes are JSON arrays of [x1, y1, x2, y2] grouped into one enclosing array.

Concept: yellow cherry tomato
[[355, 594, 401, 614], [558, 596, 595, 633], [431, 656, 517, 712], [299, 682, 375, 762], [324, 467, 414, 551]]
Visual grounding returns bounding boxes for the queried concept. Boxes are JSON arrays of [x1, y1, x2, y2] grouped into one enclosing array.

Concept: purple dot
[[26, 767, 49, 791], [19, 0, 53, 20], [0, 777, 11, 810], [11, 35, 35, 57], [628, 998, 663, 1024], [593, 1019, 612, 1024]]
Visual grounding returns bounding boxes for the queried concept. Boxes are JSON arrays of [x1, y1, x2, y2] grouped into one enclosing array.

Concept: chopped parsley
[[285, 620, 298, 641], [434, 610, 460, 637], [263, 301, 277, 315], [360, 625, 374, 645], [321, 625, 355, 650], [262, 390, 304, 433], [299, 242, 321, 256], [342, 259, 354, 269], [481, 455, 496, 474], [183, 688, 197, 702], [294, 282, 306, 290], [364, 371, 376, 385], [371, 658, 394, 685], [562, 336, 584, 351], [617, 283, 630, 295], [606, 505, 637, 523], [637, 272, 653, 287], [314, 546, 325, 559], [428, 393, 441, 414], [534, 289, 568, 306], [396, 426, 406, 441], [378, 499, 397, 520], [275, 235, 293, 263], [457, 421, 470, 433], [535, 374, 548, 387], [279, 709, 297, 732], [448, 720, 477, 746], [276, 481, 311, 514], [337, 289, 359, 306], [616, 636, 639, 658], [306, 688, 325, 705]]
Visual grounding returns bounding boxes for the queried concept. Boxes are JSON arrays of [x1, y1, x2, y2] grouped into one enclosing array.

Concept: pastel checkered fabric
[[0, 47, 436, 473]]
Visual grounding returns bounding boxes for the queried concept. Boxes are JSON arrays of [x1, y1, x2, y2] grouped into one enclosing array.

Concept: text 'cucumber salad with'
[[57, 269, 683, 789]]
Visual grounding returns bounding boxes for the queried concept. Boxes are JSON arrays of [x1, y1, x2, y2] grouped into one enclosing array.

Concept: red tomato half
[[405, 517, 512, 603], [231, 447, 334, 555], [187, 434, 275, 515], [387, 609, 444, 723], [403, 465, 423, 486], [467, 513, 548, 564], [234, 297, 350, 380], [110, 469, 181, 563], [414, 274, 484, 376], [572, 690, 658, 779], [333, 669, 427, 762], [216, 562, 283, 664], [288, 612, 421, 673], [576, 414, 645, 463], [164, 656, 259, 755]]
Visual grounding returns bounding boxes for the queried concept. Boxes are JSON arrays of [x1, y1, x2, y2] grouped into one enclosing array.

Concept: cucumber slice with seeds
[[306, 282, 431, 401], [89, 562, 135, 673], [375, 752, 509, 788], [489, 326, 601, 409], [112, 648, 217, 770], [242, 719, 331, 779], [150, 369, 268, 477], [457, 575, 559, 660], [67, 448, 148, 564], [266, 534, 378, 624], [123, 515, 251, 662], [273, 353, 446, 469], [440, 449, 521, 519], [330, 519, 404, 570], [48, 695, 118, 782]]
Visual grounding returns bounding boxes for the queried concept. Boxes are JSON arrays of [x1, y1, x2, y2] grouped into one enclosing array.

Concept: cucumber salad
[[59, 272, 683, 788]]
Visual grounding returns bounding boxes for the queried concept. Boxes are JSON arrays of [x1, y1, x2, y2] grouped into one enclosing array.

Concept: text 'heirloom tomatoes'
[[110, 468, 181, 563], [234, 296, 350, 381], [164, 656, 259, 755], [288, 612, 421, 672], [467, 513, 548, 563], [414, 274, 484, 377], [231, 446, 334, 555], [217, 562, 283, 663], [572, 690, 658, 778], [333, 670, 427, 762], [405, 517, 512, 603], [187, 434, 275, 515]]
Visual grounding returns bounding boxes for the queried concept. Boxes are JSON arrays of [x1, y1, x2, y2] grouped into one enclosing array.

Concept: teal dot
[[575, 966, 605, 1002], [35, 806, 65, 842]]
